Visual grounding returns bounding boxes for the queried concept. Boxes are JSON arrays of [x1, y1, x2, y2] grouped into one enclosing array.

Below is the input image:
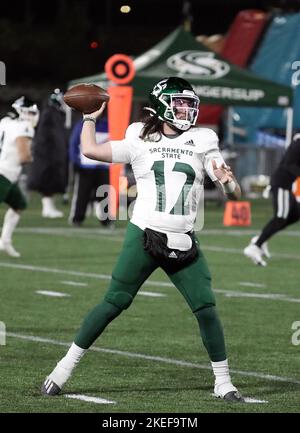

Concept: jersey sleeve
[[110, 123, 141, 164], [13, 121, 34, 140], [202, 131, 226, 181]]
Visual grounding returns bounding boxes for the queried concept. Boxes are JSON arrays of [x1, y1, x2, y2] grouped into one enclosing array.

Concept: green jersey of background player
[[0, 97, 39, 257], [42, 77, 244, 402]]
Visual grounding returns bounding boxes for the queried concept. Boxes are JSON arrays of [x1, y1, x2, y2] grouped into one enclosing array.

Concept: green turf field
[[0, 193, 299, 413]]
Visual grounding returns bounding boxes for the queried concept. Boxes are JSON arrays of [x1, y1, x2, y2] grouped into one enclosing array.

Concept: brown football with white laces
[[63, 83, 110, 114]]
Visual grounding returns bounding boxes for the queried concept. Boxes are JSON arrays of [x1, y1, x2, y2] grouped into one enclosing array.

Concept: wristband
[[83, 117, 96, 124], [223, 180, 236, 193]]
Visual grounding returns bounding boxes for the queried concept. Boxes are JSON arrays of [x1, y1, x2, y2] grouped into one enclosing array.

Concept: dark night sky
[[1, 0, 300, 106]]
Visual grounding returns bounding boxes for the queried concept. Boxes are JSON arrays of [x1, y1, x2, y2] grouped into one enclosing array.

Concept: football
[[63, 83, 110, 114]]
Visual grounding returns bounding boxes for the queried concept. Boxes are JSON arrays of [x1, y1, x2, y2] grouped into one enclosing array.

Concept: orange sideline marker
[[105, 54, 135, 218], [223, 201, 251, 226]]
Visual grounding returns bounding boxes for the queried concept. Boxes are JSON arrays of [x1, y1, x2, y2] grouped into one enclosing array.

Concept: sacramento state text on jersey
[[149, 147, 194, 159]]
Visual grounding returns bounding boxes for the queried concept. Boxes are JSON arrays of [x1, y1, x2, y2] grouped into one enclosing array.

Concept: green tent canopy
[[69, 27, 293, 108]]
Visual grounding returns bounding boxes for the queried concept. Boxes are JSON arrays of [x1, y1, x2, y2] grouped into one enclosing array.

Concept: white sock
[[58, 342, 86, 370], [1, 209, 20, 244], [49, 343, 86, 388], [42, 197, 54, 211], [211, 359, 231, 385]]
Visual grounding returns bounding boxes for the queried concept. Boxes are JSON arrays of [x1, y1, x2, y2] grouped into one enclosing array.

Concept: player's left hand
[[212, 159, 233, 184]]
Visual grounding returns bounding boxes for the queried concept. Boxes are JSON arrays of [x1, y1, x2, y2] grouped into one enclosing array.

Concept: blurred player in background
[[68, 116, 112, 227], [42, 77, 244, 402], [0, 96, 39, 257], [244, 134, 300, 266], [28, 89, 68, 218]]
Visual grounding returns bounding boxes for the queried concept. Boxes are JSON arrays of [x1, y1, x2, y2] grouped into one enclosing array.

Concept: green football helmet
[[149, 77, 200, 131]]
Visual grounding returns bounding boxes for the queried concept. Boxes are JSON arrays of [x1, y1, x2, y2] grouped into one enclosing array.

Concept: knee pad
[[104, 276, 134, 310], [194, 304, 216, 322]]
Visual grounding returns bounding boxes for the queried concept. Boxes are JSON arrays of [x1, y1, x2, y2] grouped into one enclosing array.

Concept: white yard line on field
[[15, 227, 124, 242], [201, 244, 300, 261], [16, 227, 126, 236], [211, 394, 268, 404], [200, 229, 300, 237], [0, 261, 299, 303], [61, 281, 88, 287], [138, 291, 167, 297], [0, 261, 112, 280], [36, 290, 71, 298], [244, 397, 268, 404], [6, 332, 300, 386], [212, 394, 268, 404], [214, 289, 300, 303], [65, 394, 116, 404], [239, 282, 266, 288]]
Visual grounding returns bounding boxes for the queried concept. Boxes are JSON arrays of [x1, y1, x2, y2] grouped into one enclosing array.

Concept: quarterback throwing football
[[42, 77, 244, 402]]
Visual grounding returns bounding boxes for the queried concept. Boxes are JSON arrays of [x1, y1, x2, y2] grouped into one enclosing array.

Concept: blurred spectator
[[68, 117, 111, 226], [28, 89, 68, 218]]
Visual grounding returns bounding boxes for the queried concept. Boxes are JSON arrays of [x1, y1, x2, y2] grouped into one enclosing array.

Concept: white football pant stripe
[[277, 188, 289, 219], [283, 190, 290, 219], [277, 188, 283, 218]]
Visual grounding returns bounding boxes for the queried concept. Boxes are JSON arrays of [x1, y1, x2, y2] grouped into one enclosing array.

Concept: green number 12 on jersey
[[151, 161, 196, 215]]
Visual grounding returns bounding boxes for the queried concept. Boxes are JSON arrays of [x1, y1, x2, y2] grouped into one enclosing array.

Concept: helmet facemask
[[159, 92, 200, 131]]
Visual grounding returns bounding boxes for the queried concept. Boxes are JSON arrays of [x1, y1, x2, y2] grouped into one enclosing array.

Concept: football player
[[244, 134, 300, 266], [41, 77, 244, 402], [0, 96, 39, 257]]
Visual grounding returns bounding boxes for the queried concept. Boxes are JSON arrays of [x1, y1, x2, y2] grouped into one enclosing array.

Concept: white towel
[[166, 233, 192, 251]]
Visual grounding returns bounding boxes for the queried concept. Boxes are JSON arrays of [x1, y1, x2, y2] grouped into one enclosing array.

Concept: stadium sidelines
[[5, 331, 300, 387], [0, 261, 299, 303]]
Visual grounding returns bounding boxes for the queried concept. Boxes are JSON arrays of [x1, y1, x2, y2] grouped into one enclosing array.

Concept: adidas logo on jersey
[[169, 251, 178, 259], [183, 139, 195, 147]]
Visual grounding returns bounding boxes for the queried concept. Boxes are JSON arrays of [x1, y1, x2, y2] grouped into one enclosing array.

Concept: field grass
[[0, 193, 300, 414]]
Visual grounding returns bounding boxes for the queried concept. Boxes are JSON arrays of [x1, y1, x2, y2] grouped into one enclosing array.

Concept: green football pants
[[104, 222, 216, 312], [75, 222, 226, 360], [0, 175, 27, 210]]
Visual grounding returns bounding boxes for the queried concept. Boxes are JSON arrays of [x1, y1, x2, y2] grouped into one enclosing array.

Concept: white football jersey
[[111, 122, 225, 233], [0, 116, 34, 183]]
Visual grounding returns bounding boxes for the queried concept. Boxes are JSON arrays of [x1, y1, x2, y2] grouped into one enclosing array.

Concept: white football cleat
[[42, 209, 64, 218], [214, 382, 245, 402], [244, 243, 267, 266], [0, 239, 21, 258], [251, 236, 271, 258], [41, 363, 73, 396]]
